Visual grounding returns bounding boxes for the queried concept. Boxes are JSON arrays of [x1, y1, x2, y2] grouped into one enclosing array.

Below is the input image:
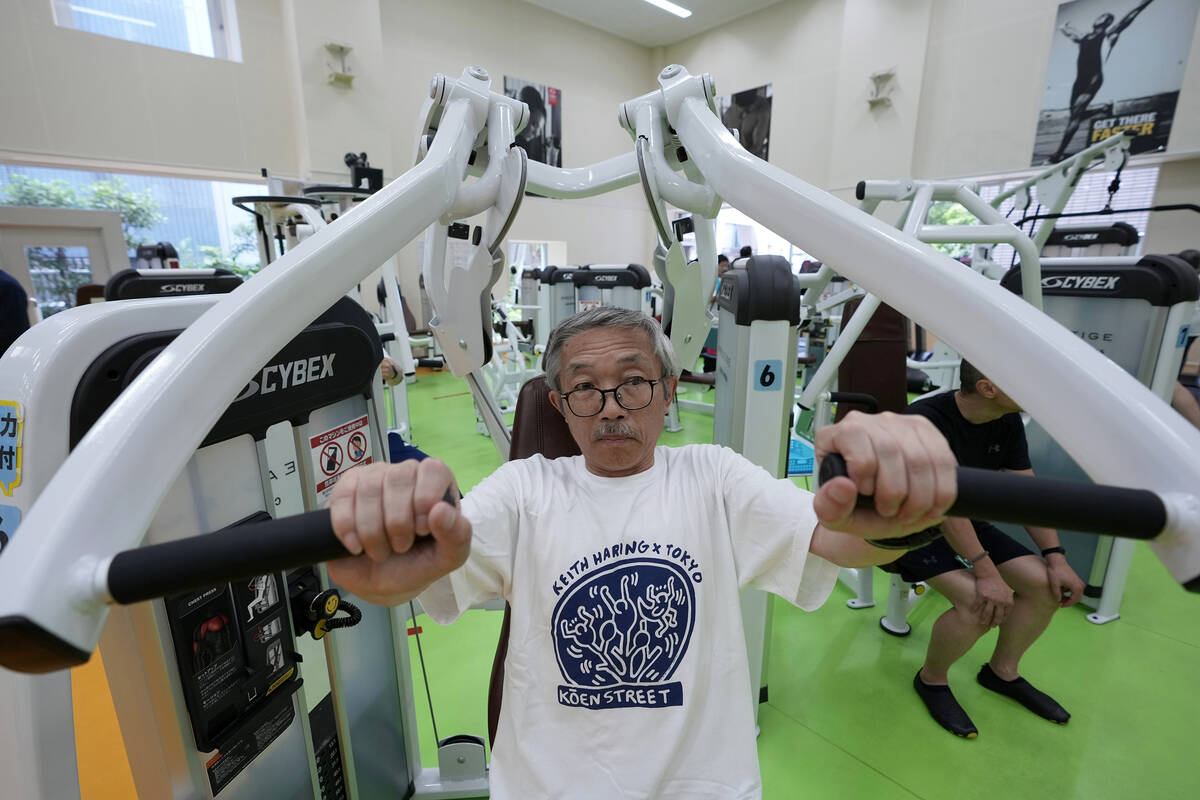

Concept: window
[[1, 164, 264, 315], [51, 0, 241, 61], [678, 205, 815, 272], [978, 165, 1160, 267], [25, 245, 92, 317]]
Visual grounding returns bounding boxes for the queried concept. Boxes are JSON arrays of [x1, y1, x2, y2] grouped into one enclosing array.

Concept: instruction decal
[[0, 401, 22, 496], [310, 415, 372, 499]]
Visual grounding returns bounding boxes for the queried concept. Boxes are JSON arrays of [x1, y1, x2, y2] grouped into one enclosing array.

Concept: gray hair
[[542, 306, 679, 394]]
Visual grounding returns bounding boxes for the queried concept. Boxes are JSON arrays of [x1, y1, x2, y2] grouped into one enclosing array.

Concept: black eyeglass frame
[[559, 378, 662, 417]]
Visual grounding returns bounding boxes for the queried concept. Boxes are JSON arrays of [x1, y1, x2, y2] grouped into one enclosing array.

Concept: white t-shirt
[[422, 444, 838, 799]]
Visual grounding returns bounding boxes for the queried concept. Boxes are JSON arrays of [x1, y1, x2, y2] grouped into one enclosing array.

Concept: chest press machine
[[999, 255, 1199, 623], [1, 66, 1199, 800], [520, 263, 654, 351]]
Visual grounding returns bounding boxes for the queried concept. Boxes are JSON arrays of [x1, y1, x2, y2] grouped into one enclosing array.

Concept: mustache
[[593, 421, 638, 440]]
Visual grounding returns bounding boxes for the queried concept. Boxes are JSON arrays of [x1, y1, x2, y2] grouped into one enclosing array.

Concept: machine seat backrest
[[487, 375, 579, 746], [835, 297, 908, 419]]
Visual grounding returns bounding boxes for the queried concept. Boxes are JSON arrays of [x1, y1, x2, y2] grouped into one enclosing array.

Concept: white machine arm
[[991, 130, 1133, 249], [525, 153, 639, 198], [424, 89, 527, 377], [0, 68, 493, 664], [658, 66, 1200, 585], [1, 65, 1196, 678], [857, 179, 1044, 307]]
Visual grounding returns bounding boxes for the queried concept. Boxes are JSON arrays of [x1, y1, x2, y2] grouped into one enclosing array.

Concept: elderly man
[[328, 306, 957, 799]]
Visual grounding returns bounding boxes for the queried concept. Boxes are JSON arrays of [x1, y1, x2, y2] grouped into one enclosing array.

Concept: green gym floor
[[399, 366, 1198, 799], [70, 365, 1198, 799]]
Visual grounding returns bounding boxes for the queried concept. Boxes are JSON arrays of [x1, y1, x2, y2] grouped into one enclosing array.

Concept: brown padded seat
[[678, 370, 716, 386], [487, 375, 580, 746], [834, 297, 908, 419]]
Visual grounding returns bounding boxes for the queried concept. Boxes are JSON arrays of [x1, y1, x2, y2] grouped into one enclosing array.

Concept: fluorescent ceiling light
[[642, 0, 693, 19], [70, 5, 157, 27]]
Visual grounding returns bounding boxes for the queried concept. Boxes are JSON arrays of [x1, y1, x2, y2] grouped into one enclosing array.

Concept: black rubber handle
[[828, 392, 879, 414], [817, 454, 1168, 540], [108, 490, 458, 605]]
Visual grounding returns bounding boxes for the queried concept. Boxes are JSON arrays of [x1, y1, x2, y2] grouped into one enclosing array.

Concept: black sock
[[977, 664, 1070, 723], [913, 672, 978, 738]]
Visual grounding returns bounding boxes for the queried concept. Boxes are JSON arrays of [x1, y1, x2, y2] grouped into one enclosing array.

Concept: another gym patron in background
[[0, 270, 30, 356], [886, 360, 1085, 739], [324, 307, 956, 799]]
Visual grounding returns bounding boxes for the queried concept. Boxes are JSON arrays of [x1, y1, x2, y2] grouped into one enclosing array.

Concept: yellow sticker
[[0, 400, 22, 497]]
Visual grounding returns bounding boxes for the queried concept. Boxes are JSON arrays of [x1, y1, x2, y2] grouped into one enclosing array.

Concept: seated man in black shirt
[[884, 360, 1085, 738]]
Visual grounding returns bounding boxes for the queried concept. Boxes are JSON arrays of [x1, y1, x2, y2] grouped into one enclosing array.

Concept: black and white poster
[[1032, 0, 1200, 165], [719, 85, 773, 161], [504, 76, 562, 168]]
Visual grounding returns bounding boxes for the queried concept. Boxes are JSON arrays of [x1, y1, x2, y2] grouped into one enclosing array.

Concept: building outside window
[[1, 164, 262, 316]]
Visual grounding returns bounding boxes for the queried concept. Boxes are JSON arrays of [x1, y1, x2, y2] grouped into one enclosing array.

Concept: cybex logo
[[234, 353, 336, 402], [1060, 233, 1101, 243], [1042, 275, 1120, 290], [592, 275, 620, 283], [159, 283, 208, 293]]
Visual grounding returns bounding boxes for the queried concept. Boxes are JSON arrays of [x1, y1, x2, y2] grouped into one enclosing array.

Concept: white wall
[[663, 0, 936, 192], [281, 0, 393, 182], [915, 0, 1200, 178], [0, 0, 299, 179], [663, 0, 1200, 192], [828, 0, 933, 189], [663, 0, 847, 189]]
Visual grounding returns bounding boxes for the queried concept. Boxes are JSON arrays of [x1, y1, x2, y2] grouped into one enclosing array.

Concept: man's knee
[[941, 601, 991, 634], [1013, 566, 1058, 611]]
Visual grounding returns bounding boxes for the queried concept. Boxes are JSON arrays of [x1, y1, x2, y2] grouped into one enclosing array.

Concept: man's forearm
[[810, 524, 909, 568], [940, 516, 1001, 577], [1024, 525, 1061, 553]]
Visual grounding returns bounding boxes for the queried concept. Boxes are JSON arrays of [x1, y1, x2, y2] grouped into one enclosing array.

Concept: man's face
[[548, 327, 677, 478]]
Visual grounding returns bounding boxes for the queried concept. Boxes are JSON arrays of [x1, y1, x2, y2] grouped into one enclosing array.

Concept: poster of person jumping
[[504, 76, 562, 168], [1032, 0, 1200, 165]]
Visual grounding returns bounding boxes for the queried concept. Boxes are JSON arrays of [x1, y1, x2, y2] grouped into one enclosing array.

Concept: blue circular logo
[[552, 558, 695, 687]]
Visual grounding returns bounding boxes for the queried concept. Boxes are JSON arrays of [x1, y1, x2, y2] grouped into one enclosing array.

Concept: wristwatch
[[1041, 546, 1067, 558], [955, 550, 990, 570]]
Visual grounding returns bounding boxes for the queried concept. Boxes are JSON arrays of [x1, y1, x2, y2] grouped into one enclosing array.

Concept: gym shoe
[[977, 664, 1070, 724], [913, 671, 978, 739]]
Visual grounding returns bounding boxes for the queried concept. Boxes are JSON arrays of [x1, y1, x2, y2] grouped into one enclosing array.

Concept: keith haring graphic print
[[553, 555, 697, 710]]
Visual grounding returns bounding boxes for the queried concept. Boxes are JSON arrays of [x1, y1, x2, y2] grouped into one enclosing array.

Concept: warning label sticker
[[0, 400, 23, 497], [310, 415, 372, 500]]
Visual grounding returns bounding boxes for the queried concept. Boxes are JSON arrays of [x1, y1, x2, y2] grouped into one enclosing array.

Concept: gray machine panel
[[1000, 256, 1197, 597], [307, 398, 413, 798]]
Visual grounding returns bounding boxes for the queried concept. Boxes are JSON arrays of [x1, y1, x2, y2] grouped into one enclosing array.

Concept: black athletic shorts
[[879, 522, 1035, 583]]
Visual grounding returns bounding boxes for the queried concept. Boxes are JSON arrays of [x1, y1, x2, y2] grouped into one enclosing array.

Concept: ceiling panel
[[523, 0, 784, 48]]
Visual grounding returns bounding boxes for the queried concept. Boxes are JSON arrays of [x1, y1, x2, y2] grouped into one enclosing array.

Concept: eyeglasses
[[560, 377, 660, 417]]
